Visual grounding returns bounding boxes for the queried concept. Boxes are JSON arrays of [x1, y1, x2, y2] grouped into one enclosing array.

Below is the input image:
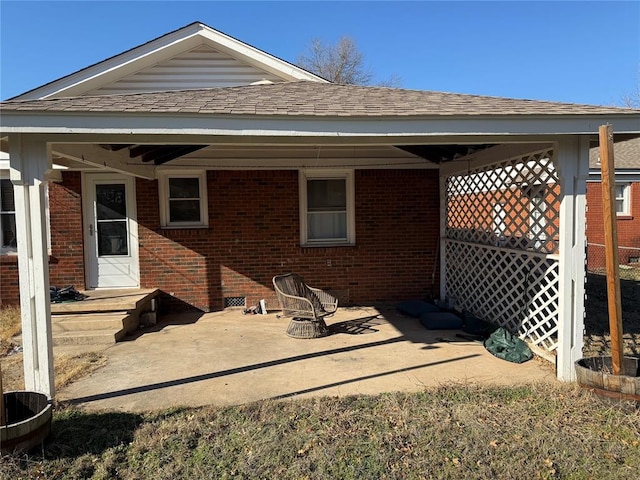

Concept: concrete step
[[47, 289, 160, 346], [50, 288, 160, 314], [52, 329, 122, 346], [52, 313, 129, 332]]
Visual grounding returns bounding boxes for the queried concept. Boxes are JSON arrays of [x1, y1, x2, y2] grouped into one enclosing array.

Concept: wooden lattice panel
[[446, 149, 559, 254], [444, 148, 560, 356], [445, 240, 559, 353]]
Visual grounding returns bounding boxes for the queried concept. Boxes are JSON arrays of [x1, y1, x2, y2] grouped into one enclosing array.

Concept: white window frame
[[615, 183, 631, 216], [299, 169, 355, 246], [0, 176, 17, 255], [158, 170, 208, 228]]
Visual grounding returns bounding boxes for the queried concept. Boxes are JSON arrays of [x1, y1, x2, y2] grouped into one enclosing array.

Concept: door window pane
[[96, 184, 126, 220], [97, 221, 128, 256]]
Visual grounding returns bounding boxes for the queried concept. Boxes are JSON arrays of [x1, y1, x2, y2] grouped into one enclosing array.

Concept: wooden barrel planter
[[1, 391, 52, 454], [575, 356, 640, 404]]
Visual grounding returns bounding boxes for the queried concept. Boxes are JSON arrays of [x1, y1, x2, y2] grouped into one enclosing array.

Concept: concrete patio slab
[[57, 306, 555, 412]]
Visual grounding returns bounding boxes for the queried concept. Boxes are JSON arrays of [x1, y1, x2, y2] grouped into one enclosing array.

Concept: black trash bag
[[50, 285, 87, 303], [484, 327, 533, 364]]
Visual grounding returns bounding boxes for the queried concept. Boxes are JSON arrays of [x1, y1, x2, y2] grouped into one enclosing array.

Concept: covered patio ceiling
[[95, 143, 497, 166]]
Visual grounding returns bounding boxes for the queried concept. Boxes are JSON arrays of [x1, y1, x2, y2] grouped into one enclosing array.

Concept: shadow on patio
[[57, 306, 554, 412]]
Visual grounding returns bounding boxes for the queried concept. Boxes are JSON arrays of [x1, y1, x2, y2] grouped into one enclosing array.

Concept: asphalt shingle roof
[[589, 136, 640, 169], [2, 82, 638, 117]]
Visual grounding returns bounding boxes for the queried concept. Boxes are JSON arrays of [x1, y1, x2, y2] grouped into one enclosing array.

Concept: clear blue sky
[[1, 1, 638, 105]]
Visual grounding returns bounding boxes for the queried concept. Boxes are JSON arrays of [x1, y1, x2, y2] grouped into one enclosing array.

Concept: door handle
[[89, 224, 94, 236]]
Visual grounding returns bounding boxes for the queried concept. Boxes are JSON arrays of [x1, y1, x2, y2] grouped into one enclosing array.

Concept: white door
[[84, 173, 139, 288]]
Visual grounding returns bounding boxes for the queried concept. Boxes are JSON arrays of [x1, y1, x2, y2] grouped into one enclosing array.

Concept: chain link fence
[[586, 243, 640, 281], [584, 243, 640, 358]]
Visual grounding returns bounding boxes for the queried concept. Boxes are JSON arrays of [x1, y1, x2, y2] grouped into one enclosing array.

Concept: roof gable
[[12, 22, 327, 100], [84, 44, 287, 96]]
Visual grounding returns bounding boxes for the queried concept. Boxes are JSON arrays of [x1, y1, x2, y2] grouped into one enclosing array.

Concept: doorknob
[[89, 224, 94, 236]]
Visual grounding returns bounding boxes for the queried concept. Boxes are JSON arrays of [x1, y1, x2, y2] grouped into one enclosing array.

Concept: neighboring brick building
[[586, 137, 640, 270]]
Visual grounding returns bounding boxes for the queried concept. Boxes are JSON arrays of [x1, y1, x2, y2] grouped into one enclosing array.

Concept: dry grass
[[1, 306, 106, 393], [0, 305, 21, 355], [1, 382, 638, 479], [1, 352, 106, 393]]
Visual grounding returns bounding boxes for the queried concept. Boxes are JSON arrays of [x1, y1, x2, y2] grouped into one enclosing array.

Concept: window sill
[[157, 226, 212, 237], [301, 242, 356, 248], [0, 252, 18, 264], [159, 224, 210, 230], [616, 215, 633, 221]]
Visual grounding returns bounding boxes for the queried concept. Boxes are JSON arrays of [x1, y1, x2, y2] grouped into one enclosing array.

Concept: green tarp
[[484, 327, 533, 364]]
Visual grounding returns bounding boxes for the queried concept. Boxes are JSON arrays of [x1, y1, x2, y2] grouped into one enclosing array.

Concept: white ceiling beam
[[440, 143, 554, 176], [53, 143, 156, 180]]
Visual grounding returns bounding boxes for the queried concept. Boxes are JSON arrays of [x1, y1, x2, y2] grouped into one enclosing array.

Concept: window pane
[[97, 221, 128, 256], [616, 199, 625, 213], [169, 178, 200, 199], [169, 199, 201, 223], [308, 179, 346, 211], [615, 184, 625, 199], [308, 212, 347, 240], [96, 184, 126, 220], [1, 179, 15, 212], [1, 213, 17, 248]]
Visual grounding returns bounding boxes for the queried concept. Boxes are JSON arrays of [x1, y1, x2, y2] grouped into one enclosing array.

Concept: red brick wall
[[48, 172, 86, 289], [136, 169, 440, 311], [0, 256, 19, 305], [0, 172, 85, 306], [586, 181, 640, 268], [2, 169, 440, 311]]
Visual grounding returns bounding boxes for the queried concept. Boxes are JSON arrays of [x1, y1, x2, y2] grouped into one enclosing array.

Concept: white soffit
[[12, 22, 326, 101]]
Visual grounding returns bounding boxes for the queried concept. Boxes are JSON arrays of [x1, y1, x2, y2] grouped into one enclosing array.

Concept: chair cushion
[[396, 300, 441, 318], [420, 312, 464, 330]]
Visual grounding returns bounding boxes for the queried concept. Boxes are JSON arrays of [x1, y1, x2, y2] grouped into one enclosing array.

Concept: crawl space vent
[[224, 296, 246, 308]]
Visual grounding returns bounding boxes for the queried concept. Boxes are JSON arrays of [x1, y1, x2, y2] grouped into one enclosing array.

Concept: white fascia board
[[198, 26, 328, 83], [588, 169, 640, 182], [2, 112, 639, 138]]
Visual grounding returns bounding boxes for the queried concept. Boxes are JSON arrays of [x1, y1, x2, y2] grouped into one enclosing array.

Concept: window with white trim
[[0, 178, 17, 253], [159, 171, 208, 227], [615, 183, 631, 215], [299, 170, 355, 246]]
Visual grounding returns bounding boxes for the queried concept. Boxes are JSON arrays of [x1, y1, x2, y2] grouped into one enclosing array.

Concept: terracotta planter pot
[[0, 391, 52, 454], [575, 356, 640, 404]]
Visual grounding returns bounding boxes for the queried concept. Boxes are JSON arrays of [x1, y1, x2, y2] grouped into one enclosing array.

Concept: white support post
[[9, 134, 55, 398], [439, 173, 447, 301], [555, 136, 589, 381]]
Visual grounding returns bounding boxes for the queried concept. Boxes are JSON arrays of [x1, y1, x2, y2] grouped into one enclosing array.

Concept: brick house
[[586, 137, 640, 270], [1, 22, 639, 396]]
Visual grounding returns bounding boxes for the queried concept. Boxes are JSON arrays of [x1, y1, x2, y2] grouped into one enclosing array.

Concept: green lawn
[[2, 383, 638, 480]]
